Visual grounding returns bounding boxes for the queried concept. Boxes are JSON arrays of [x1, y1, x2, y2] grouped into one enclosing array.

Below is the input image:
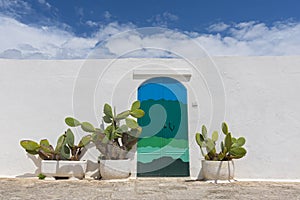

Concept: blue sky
[[1, 0, 300, 59]]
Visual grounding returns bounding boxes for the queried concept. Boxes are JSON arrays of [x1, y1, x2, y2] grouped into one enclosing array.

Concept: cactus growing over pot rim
[[195, 122, 247, 161], [65, 100, 145, 160], [20, 128, 91, 161]]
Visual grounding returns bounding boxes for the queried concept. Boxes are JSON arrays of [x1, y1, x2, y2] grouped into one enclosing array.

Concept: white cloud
[[162, 12, 179, 21], [0, 49, 22, 59], [91, 21, 300, 57], [92, 22, 136, 41], [37, 0, 51, 9], [103, 11, 112, 20], [1, 15, 300, 59], [0, 16, 97, 59], [208, 22, 230, 32], [0, 0, 32, 18], [86, 20, 98, 27], [148, 12, 179, 27], [202, 21, 300, 56]]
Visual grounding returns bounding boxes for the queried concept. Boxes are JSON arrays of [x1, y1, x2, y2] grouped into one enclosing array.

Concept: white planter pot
[[99, 159, 131, 180], [41, 160, 87, 179], [201, 160, 235, 181]]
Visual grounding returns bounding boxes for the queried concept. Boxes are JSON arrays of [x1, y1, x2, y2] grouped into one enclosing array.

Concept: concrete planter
[[99, 159, 131, 180], [41, 160, 87, 179], [201, 160, 235, 181]]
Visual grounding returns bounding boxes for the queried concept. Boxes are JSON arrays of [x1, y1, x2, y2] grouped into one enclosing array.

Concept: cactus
[[195, 125, 217, 160], [20, 128, 91, 161], [222, 122, 229, 135], [195, 122, 247, 161], [65, 100, 145, 160]]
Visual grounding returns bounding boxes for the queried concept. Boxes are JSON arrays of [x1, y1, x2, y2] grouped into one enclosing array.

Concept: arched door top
[[138, 77, 187, 104]]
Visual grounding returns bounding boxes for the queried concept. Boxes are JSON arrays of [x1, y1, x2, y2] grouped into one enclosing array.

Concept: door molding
[[133, 69, 192, 81]]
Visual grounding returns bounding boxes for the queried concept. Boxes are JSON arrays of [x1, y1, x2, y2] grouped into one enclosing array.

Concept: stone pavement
[[1, 178, 300, 200]]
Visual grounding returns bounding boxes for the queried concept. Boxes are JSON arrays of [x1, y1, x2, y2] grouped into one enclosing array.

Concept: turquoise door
[[137, 77, 189, 177]]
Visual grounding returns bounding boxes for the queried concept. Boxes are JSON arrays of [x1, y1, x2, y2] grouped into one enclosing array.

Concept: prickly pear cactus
[[65, 101, 145, 160], [195, 122, 247, 161], [195, 125, 218, 160], [20, 128, 91, 161]]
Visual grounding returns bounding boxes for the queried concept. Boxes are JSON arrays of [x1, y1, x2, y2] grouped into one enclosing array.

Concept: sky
[[1, 0, 300, 59]]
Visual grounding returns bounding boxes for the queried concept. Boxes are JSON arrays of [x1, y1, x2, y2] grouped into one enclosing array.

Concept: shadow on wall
[[16, 154, 42, 178], [196, 167, 204, 180]]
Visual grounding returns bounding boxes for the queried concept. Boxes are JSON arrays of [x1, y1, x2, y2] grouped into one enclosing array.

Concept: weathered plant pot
[[99, 159, 131, 180], [41, 160, 87, 179], [201, 160, 235, 180]]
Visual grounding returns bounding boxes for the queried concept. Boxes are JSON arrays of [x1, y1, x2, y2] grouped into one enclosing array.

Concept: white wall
[[1, 56, 300, 179], [217, 56, 300, 179]]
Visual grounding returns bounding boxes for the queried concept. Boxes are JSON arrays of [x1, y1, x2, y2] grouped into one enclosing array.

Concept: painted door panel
[[137, 77, 189, 177]]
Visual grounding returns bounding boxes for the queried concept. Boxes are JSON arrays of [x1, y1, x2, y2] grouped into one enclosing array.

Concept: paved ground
[[1, 178, 300, 200]]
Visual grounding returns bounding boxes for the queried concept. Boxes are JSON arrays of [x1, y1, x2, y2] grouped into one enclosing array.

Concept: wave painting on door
[[137, 77, 190, 177]]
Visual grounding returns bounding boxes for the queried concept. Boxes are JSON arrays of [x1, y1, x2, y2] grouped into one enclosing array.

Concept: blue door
[[137, 77, 189, 177]]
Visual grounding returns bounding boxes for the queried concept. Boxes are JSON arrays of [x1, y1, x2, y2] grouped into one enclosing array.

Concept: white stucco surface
[[0, 56, 300, 179]]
